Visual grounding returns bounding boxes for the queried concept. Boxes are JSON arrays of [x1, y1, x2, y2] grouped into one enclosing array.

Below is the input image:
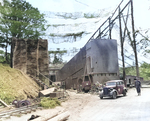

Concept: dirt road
[[63, 87, 150, 121], [4, 86, 150, 121]]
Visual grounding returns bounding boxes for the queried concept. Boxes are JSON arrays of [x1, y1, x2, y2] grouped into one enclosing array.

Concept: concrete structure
[[49, 63, 64, 83], [126, 75, 143, 87], [12, 38, 49, 85], [56, 39, 120, 89]]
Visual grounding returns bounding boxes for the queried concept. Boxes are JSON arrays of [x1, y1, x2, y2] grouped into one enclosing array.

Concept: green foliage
[[0, 50, 5, 54], [0, 50, 5, 62], [0, 91, 15, 104], [0, 0, 47, 39], [49, 48, 67, 64], [55, 12, 104, 19], [0, 63, 40, 104], [0, 0, 47, 64], [120, 62, 150, 80], [0, 50, 10, 63], [139, 62, 150, 80], [140, 62, 150, 68], [56, 12, 79, 20], [39, 97, 61, 109], [49, 31, 87, 38], [84, 13, 99, 19], [44, 10, 111, 19], [63, 31, 85, 38], [49, 31, 90, 43], [0, 56, 5, 63], [120, 66, 136, 76], [145, 49, 150, 53], [47, 24, 66, 28]]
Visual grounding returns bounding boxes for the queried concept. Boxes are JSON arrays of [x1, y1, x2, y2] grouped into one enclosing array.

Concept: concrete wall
[[57, 47, 86, 89], [38, 39, 49, 76], [92, 73, 119, 84], [56, 39, 119, 89], [12, 38, 49, 83], [86, 39, 118, 73], [86, 39, 119, 83], [26, 39, 38, 77], [13, 39, 27, 73], [126, 75, 143, 87]]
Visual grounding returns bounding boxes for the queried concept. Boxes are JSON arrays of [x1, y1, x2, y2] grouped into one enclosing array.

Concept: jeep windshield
[[106, 82, 116, 86]]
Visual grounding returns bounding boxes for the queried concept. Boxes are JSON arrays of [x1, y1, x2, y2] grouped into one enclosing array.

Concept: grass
[[0, 63, 40, 104], [39, 97, 61, 109]]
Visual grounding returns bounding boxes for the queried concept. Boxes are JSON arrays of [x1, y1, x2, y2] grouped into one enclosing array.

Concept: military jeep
[[99, 80, 127, 99]]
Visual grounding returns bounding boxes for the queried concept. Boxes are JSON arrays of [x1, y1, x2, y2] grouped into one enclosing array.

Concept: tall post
[[10, 38, 13, 68], [131, 0, 139, 77], [109, 17, 112, 39], [99, 28, 101, 39], [119, 6, 126, 81]]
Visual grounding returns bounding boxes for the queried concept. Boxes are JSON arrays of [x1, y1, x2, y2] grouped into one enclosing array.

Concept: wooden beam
[[0, 99, 10, 108]]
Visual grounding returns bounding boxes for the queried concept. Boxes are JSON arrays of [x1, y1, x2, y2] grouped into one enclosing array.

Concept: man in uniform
[[135, 78, 141, 96]]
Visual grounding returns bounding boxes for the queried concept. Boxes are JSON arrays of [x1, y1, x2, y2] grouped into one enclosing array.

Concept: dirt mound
[[0, 63, 41, 104]]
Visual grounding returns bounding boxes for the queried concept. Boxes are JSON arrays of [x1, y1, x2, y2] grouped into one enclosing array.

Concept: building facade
[[56, 39, 120, 89]]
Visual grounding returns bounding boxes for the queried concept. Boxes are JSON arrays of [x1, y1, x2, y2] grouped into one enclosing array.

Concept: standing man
[[135, 78, 141, 96]]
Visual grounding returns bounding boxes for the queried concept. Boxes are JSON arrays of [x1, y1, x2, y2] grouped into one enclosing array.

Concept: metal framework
[[86, 0, 139, 80]]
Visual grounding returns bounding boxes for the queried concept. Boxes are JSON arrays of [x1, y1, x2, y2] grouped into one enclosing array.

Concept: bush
[[0, 92, 15, 104], [39, 97, 61, 109]]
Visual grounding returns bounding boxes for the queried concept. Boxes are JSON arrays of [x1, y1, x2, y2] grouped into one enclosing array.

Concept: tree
[[0, 0, 47, 65], [49, 48, 67, 64], [0, 50, 5, 62], [136, 29, 150, 57], [0, 50, 10, 63]]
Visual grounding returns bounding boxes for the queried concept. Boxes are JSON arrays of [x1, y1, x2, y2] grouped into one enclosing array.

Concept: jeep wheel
[[112, 92, 117, 99]]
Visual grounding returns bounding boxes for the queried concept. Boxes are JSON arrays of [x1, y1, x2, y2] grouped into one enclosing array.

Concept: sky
[[1, 0, 150, 66], [25, 0, 150, 28], [25, 0, 150, 65]]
